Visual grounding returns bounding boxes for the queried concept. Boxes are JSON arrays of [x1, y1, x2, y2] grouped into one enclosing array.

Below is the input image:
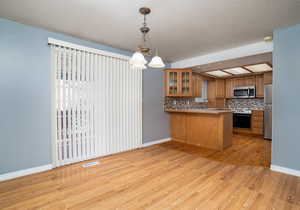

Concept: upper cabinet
[[255, 75, 264, 98], [208, 79, 225, 108], [224, 74, 271, 99], [180, 70, 193, 96], [225, 79, 234, 99], [233, 76, 255, 87], [165, 68, 272, 99], [264, 72, 273, 85], [192, 73, 203, 97], [215, 79, 225, 98], [165, 69, 180, 96], [165, 69, 202, 97]]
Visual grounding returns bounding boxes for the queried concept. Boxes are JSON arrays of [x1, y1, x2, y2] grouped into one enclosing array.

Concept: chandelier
[[130, 7, 165, 69]]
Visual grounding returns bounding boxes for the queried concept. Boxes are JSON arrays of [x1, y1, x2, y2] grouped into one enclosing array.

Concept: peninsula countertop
[[165, 108, 233, 115]]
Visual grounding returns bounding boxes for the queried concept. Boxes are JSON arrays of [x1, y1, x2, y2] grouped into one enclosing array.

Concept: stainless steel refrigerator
[[264, 84, 272, 139]]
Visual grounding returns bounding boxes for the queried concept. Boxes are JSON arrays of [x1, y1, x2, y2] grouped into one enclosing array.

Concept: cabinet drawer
[[252, 110, 264, 116], [252, 120, 263, 126], [252, 116, 263, 122]]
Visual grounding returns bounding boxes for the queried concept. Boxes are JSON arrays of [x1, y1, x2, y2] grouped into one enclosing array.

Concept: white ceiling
[[0, 0, 300, 62]]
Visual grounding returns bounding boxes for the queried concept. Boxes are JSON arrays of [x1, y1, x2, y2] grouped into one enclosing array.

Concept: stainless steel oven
[[233, 113, 252, 128], [233, 86, 256, 98]]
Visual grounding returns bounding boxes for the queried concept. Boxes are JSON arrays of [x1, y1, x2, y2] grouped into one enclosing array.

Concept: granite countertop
[[165, 108, 233, 114]]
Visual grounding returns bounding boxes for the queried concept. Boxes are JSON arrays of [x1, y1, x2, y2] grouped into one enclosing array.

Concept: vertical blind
[[49, 38, 143, 167]]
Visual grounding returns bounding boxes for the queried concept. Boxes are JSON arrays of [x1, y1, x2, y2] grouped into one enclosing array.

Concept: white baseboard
[[271, 165, 300, 177], [141, 137, 171, 148], [0, 164, 53, 182]]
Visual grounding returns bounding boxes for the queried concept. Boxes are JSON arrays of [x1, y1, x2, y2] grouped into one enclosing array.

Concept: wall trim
[[271, 165, 300, 177], [141, 137, 172, 148], [171, 41, 273, 68], [0, 164, 53, 182]]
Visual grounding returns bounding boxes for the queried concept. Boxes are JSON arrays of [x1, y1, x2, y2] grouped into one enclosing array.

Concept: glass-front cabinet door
[[180, 71, 193, 96], [165, 69, 193, 97], [165, 70, 180, 96]]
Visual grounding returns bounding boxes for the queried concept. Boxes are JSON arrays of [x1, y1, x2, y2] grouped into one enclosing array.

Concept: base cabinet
[[170, 112, 232, 150], [252, 110, 264, 135], [170, 113, 186, 142]]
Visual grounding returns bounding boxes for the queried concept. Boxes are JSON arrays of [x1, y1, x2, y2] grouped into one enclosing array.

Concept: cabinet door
[[215, 79, 225, 98], [225, 79, 233, 99], [244, 77, 255, 86], [255, 75, 264, 98], [264, 72, 273, 85], [252, 110, 264, 135], [180, 71, 193, 96], [171, 113, 186, 142], [165, 71, 180, 96], [192, 74, 202, 97], [233, 78, 246, 87]]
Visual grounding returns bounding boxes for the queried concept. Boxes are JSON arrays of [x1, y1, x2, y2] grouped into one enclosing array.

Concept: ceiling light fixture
[[130, 7, 165, 69], [264, 36, 273, 42], [223, 67, 251, 75], [206, 70, 231, 77], [244, 63, 272, 72]]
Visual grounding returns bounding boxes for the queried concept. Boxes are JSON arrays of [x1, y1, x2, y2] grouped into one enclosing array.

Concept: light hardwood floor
[[0, 135, 299, 210], [173, 134, 272, 168]]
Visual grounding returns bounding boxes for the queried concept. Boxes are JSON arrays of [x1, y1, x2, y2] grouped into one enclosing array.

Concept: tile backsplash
[[226, 99, 265, 110], [165, 97, 265, 110], [164, 97, 208, 110]]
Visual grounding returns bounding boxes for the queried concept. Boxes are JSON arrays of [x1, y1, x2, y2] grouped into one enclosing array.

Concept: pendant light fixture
[[130, 7, 165, 69]]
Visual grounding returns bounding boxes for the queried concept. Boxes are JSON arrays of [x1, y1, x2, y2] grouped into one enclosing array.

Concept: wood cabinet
[[225, 79, 234, 99], [233, 77, 245, 87], [225, 75, 267, 99], [165, 70, 180, 96], [208, 80, 225, 108], [192, 73, 202, 97], [264, 72, 273, 85], [170, 113, 186, 142], [255, 75, 264, 98], [252, 110, 264, 135], [165, 69, 203, 97], [244, 76, 255, 86], [233, 76, 255, 87], [170, 111, 232, 150], [180, 70, 193, 96], [216, 79, 225, 98]]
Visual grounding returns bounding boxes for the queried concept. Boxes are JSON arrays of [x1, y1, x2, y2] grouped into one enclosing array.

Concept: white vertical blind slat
[[57, 48, 63, 164], [77, 50, 83, 161], [71, 49, 77, 161]]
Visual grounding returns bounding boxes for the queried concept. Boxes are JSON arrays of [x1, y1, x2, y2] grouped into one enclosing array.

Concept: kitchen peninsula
[[166, 109, 233, 151]]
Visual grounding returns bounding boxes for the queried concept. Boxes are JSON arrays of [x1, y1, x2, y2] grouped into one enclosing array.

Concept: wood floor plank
[[0, 135, 299, 210]]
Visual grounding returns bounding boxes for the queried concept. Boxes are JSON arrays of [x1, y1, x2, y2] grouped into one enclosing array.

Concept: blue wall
[[273, 24, 300, 171], [143, 68, 170, 143], [0, 18, 169, 174]]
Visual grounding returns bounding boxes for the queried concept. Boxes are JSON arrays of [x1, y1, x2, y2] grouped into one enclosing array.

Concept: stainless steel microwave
[[233, 86, 256, 98]]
